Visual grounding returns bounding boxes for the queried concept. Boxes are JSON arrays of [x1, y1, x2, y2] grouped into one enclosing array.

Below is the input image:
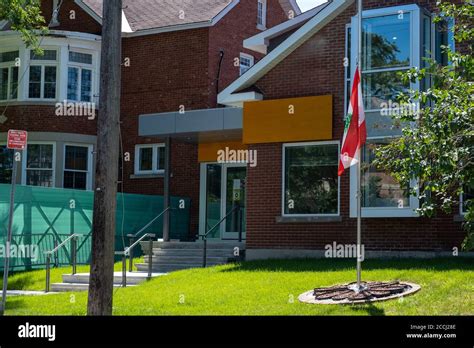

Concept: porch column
[[163, 137, 171, 242]]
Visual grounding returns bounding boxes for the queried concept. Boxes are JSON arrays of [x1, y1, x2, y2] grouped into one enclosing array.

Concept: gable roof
[[218, 0, 354, 106], [76, 0, 301, 35], [244, 1, 329, 54]]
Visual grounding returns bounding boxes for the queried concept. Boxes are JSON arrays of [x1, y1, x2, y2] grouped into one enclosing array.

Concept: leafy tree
[[0, 0, 46, 51], [374, 1, 474, 250]]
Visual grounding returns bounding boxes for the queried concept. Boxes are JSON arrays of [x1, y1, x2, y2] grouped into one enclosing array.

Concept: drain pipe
[[215, 49, 225, 96]]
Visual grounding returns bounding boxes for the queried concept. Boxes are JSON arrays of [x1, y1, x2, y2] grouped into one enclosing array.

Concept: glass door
[[222, 165, 246, 240]]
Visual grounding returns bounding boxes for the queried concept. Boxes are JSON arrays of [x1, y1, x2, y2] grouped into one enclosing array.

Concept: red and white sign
[[7, 130, 28, 150]]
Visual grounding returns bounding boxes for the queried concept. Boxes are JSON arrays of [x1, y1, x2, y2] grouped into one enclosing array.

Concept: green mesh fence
[[0, 184, 190, 271]]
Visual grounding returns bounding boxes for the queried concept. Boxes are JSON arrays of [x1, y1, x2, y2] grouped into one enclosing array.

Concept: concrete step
[[62, 272, 165, 285], [144, 255, 229, 263], [50, 283, 135, 292], [153, 249, 235, 258], [141, 241, 245, 252], [136, 262, 221, 273]]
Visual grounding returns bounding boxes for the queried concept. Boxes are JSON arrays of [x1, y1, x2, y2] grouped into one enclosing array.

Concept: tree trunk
[[87, 0, 122, 316]]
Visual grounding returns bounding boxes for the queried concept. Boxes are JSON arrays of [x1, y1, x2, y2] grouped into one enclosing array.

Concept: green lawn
[[4, 258, 473, 316]]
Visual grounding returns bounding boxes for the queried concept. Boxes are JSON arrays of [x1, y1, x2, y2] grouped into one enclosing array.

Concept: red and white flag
[[338, 67, 367, 176]]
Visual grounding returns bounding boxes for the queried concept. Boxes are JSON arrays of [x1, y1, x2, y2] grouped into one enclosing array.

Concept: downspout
[[215, 49, 225, 100]]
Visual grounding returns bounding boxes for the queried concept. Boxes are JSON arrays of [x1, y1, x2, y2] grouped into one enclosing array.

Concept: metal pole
[[203, 237, 207, 268], [163, 137, 171, 242], [1, 150, 20, 314], [148, 236, 153, 279], [122, 254, 127, 287], [71, 236, 77, 275], [238, 207, 243, 243], [356, 0, 363, 291], [45, 254, 51, 293], [128, 235, 134, 272]]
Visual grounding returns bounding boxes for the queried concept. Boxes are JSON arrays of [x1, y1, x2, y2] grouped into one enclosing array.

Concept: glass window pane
[[67, 67, 79, 100], [362, 142, 409, 208], [0, 68, 8, 100], [0, 146, 13, 184], [69, 51, 93, 65], [64, 171, 87, 190], [30, 49, 57, 61], [158, 146, 165, 170], [0, 50, 19, 63], [139, 147, 153, 171], [362, 14, 411, 70], [10, 66, 18, 99], [43, 66, 56, 99], [80, 69, 92, 102], [206, 164, 222, 238], [284, 144, 339, 215], [27, 144, 53, 169], [65, 145, 88, 171], [26, 170, 53, 187], [29, 66, 41, 98], [362, 70, 409, 110]]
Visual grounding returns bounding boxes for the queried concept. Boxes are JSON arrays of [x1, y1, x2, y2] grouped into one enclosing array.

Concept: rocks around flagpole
[[298, 281, 421, 305]]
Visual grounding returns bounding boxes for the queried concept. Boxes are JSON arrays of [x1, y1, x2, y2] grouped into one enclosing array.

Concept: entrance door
[[222, 165, 246, 240], [200, 163, 246, 240]]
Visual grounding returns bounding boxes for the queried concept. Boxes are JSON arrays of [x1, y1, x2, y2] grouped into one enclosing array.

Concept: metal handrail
[[198, 205, 242, 268], [115, 233, 155, 288], [44, 234, 80, 293], [125, 206, 174, 272]]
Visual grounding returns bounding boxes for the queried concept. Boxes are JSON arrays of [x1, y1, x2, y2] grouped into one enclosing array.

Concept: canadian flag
[[338, 66, 367, 176]]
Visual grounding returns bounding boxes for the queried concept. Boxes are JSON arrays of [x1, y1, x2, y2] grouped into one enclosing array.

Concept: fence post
[[53, 238, 59, 268], [202, 237, 207, 268]]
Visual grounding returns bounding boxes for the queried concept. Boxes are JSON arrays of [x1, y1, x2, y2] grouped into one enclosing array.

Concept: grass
[[3, 257, 473, 316]]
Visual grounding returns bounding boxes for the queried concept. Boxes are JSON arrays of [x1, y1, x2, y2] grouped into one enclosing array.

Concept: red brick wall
[[40, 0, 101, 34], [208, 0, 289, 104], [245, 0, 466, 251]]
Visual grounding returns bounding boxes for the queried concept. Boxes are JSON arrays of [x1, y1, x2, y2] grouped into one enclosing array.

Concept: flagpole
[[356, 0, 363, 292]]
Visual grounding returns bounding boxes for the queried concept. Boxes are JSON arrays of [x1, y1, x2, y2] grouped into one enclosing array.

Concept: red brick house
[[213, 0, 469, 259], [0, 0, 297, 237], [1, 0, 469, 262]]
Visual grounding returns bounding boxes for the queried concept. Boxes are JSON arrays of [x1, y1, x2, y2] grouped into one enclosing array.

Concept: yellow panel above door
[[243, 95, 333, 144]]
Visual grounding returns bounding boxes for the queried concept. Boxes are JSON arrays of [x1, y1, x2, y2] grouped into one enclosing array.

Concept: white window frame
[[63, 143, 93, 191], [27, 48, 59, 101], [134, 144, 165, 175], [21, 141, 56, 188], [349, 5, 423, 218], [239, 53, 254, 76], [0, 49, 20, 101], [67, 49, 94, 102], [257, 0, 267, 30], [282, 141, 341, 217]]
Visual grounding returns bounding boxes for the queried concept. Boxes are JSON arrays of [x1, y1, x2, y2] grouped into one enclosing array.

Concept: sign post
[[1, 130, 27, 315]]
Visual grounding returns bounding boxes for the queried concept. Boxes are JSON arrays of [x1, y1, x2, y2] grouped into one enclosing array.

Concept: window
[[361, 14, 411, 110], [435, 18, 455, 66], [0, 145, 14, 183], [28, 49, 57, 99], [344, 25, 352, 112], [283, 142, 339, 216], [134, 144, 165, 175], [63, 145, 91, 190], [68, 51, 93, 102], [350, 5, 423, 217], [239, 53, 254, 75], [0, 50, 19, 101], [24, 143, 54, 187], [362, 140, 409, 208], [257, 0, 267, 29]]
